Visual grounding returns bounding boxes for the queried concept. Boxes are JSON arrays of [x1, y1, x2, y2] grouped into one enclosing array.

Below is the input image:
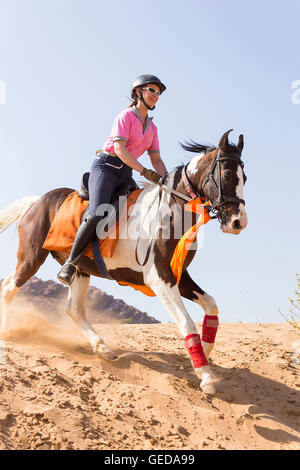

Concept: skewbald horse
[[0, 130, 247, 394]]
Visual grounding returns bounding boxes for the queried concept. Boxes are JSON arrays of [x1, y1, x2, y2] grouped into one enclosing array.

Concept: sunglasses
[[142, 87, 161, 96]]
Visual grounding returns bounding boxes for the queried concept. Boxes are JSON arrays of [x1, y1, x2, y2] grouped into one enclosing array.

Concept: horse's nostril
[[232, 220, 242, 230]]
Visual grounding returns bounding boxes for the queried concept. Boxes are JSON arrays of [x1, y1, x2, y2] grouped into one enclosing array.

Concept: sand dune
[[0, 306, 299, 450]]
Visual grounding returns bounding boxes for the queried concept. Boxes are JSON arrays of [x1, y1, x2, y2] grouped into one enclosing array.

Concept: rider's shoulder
[[115, 107, 135, 121]]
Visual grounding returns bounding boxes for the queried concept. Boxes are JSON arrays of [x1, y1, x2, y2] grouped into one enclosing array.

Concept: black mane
[[180, 139, 241, 156], [179, 140, 216, 154]]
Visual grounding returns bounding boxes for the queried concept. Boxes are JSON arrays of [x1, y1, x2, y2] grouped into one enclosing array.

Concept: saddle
[[78, 172, 138, 204]]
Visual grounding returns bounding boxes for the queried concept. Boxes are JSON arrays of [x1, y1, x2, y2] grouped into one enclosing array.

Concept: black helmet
[[131, 74, 166, 99]]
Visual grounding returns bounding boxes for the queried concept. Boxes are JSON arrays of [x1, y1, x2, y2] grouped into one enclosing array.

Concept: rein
[[135, 185, 163, 266]]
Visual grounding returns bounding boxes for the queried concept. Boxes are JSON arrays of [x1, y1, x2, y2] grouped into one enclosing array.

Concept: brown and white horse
[[0, 130, 247, 394]]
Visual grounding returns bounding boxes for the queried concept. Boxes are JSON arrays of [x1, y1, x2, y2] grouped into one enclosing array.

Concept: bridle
[[182, 149, 245, 221]]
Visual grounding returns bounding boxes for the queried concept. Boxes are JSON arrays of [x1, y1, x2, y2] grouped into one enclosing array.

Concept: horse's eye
[[223, 170, 231, 179]]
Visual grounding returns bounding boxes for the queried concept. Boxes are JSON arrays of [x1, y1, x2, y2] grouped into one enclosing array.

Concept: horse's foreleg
[[66, 273, 118, 360], [144, 267, 218, 394], [178, 270, 219, 360]]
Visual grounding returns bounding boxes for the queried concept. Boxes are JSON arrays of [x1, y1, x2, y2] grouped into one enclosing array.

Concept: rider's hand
[[140, 168, 162, 184]]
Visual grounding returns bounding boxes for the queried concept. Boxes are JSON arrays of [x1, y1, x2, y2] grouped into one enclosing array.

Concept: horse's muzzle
[[221, 210, 248, 234], [232, 219, 242, 230]]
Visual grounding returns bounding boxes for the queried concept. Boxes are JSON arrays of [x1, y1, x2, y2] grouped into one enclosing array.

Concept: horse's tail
[[0, 196, 40, 234]]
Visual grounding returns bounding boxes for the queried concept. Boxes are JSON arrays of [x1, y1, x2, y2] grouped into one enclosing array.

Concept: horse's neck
[[166, 153, 213, 206], [188, 151, 217, 196], [142, 152, 214, 211]]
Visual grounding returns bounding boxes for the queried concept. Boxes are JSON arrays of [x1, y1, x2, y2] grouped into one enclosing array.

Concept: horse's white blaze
[[235, 166, 248, 226], [1, 271, 18, 331], [222, 165, 248, 234]]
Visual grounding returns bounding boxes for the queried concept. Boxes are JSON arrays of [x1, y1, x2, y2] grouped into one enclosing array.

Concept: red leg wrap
[[202, 315, 219, 343], [185, 334, 209, 368]]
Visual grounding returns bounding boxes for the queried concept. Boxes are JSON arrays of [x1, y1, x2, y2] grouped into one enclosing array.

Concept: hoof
[[200, 380, 217, 395], [198, 369, 219, 395], [99, 351, 119, 361], [96, 343, 119, 361]]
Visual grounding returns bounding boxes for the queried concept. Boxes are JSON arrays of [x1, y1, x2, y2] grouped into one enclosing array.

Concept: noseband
[[183, 149, 245, 221]]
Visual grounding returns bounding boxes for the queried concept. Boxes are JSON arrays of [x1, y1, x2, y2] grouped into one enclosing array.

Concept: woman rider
[[57, 74, 168, 286]]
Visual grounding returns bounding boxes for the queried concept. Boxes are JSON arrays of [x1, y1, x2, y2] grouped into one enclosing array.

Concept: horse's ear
[[219, 129, 233, 149], [237, 134, 244, 153]]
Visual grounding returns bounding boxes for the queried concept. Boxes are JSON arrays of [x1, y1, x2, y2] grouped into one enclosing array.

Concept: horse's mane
[[179, 140, 216, 154], [180, 139, 241, 156], [138, 138, 240, 189]]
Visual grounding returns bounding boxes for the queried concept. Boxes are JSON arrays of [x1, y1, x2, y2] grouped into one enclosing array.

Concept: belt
[[95, 149, 117, 158]]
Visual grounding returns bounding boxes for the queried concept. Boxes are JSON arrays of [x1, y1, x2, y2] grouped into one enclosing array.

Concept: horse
[[0, 129, 247, 394]]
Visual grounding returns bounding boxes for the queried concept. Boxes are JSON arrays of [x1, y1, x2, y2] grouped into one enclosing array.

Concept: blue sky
[[0, 0, 299, 323]]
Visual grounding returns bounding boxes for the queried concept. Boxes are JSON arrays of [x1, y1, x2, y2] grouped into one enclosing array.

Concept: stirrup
[[57, 262, 77, 286]]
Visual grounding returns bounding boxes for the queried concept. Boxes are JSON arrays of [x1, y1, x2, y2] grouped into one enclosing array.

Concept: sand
[[0, 304, 299, 450]]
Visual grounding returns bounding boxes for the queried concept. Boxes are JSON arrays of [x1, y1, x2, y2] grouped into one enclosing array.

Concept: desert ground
[[0, 303, 299, 450]]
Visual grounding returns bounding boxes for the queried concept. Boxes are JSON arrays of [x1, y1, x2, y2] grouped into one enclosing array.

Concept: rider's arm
[[148, 151, 167, 176], [114, 140, 144, 173]]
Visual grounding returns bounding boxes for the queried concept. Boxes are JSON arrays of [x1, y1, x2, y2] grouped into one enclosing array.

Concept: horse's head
[[184, 130, 247, 234]]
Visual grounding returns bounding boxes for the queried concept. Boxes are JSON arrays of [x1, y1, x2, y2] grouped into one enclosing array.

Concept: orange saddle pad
[[43, 189, 143, 259]]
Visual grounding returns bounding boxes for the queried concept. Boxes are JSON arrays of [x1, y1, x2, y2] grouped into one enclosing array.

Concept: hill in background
[[0, 276, 159, 324]]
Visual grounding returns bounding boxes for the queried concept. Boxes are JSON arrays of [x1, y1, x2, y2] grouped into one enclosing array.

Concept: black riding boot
[[57, 214, 99, 286]]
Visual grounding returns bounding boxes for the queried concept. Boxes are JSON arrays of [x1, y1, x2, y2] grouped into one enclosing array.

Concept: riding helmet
[[131, 74, 166, 99]]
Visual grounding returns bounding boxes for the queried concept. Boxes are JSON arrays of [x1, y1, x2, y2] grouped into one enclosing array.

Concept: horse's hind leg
[[1, 257, 48, 331], [1, 271, 19, 331], [1, 223, 49, 331], [1, 251, 49, 331], [66, 273, 118, 360]]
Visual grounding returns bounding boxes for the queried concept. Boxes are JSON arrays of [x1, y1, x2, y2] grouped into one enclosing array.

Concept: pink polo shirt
[[102, 107, 160, 160]]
